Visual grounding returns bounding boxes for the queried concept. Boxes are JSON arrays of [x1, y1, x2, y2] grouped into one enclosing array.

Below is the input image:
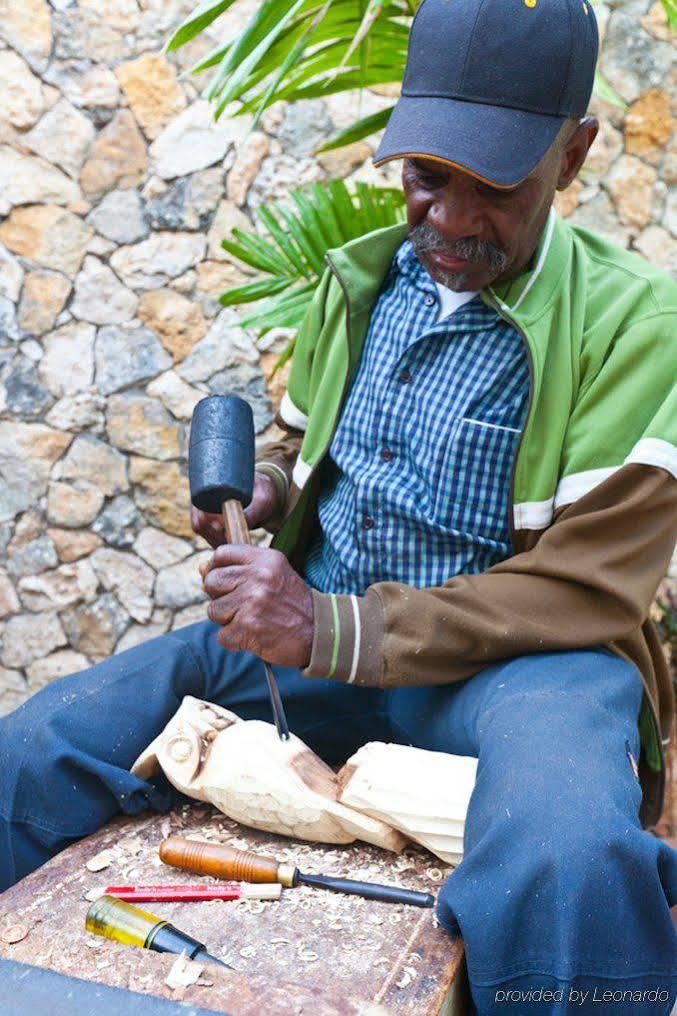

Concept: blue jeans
[[0, 622, 675, 1015]]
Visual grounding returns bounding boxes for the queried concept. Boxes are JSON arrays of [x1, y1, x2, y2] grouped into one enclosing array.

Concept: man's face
[[401, 121, 596, 292]]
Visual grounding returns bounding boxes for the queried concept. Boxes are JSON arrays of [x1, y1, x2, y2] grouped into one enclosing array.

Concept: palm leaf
[[316, 106, 393, 151], [164, 0, 237, 52], [167, 0, 416, 150], [660, 0, 677, 28], [215, 179, 405, 363], [593, 68, 626, 110]]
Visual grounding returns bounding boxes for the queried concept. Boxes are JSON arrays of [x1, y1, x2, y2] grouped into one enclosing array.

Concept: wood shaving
[[299, 949, 319, 962], [426, 867, 444, 882], [165, 953, 203, 989], [239, 945, 257, 958], [83, 886, 105, 902], [83, 937, 104, 950], [396, 965, 417, 989], [85, 850, 114, 872], [243, 901, 265, 915], [0, 923, 28, 944]]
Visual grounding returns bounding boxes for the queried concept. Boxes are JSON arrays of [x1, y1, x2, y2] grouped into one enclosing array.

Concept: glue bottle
[[86, 895, 229, 967]]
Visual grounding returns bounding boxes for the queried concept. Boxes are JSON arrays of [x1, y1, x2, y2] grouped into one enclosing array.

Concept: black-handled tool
[[297, 871, 435, 907], [188, 395, 290, 741]]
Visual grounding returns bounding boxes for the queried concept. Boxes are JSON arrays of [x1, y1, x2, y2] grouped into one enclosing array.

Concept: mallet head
[[188, 395, 255, 514]]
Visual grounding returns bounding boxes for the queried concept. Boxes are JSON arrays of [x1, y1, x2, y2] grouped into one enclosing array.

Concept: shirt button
[[398, 369, 412, 384], [423, 293, 435, 306], [380, 447, 394, 462], [361, 514, 375, 531]]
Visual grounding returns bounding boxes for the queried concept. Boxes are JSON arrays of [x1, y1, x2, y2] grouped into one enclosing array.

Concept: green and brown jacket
[[255, 210, 677, 827]]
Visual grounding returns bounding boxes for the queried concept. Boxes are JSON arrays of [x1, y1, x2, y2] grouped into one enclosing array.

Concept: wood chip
[[85, 850, 114, 872], [83, 886, 105, 902], [1, 923, 29, 944], [165, 953, 204, 990], [392, 963, 414, 987], [83, 937, 104, 950]]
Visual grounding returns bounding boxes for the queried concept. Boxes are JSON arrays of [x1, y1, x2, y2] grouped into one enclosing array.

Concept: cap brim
[[372, 95, 565, 189]]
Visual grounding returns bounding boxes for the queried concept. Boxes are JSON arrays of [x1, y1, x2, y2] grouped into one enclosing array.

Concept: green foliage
[[218, 179, 405, 360], [165, 0, 414, 148], [165, 0, 667, 151], [592, 68, 626, 111], [661, 0, 677, 28]]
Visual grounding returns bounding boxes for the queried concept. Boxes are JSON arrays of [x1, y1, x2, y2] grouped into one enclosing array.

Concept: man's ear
[[556, 117, 599, 191]]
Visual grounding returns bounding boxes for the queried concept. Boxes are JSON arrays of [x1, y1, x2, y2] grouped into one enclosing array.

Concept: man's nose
[[427, 176, 484, 241]]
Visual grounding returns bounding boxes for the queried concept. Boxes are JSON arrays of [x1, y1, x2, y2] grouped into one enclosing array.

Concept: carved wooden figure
[[338, 742, 478, 865], [131, 697, 406, 852]]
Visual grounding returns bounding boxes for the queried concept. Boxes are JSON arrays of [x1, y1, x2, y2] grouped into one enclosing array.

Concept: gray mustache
[[409, 222, 507, 273]]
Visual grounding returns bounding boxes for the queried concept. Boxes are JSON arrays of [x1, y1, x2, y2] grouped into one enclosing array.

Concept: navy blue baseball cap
[[373, 0, 598, 188]]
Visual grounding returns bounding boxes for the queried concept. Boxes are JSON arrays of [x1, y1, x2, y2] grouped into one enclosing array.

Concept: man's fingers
[[206, 591, 245, 629], [204, 542, 259, 574], [191, 507, 227, 549], [202, 565, 246, 599]]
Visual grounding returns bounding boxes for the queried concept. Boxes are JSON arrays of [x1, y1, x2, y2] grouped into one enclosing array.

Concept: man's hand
[[200, 544, 314, 668], [190, 472, 281, 549]]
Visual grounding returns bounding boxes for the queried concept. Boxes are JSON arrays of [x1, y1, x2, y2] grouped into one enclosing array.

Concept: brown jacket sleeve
[[254, 410, 304, 533], [301, 464, 677, 686]]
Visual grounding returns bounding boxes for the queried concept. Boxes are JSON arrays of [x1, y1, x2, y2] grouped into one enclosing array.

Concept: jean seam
[[2, 813, 106, 839], [470, 965, 677, 986]]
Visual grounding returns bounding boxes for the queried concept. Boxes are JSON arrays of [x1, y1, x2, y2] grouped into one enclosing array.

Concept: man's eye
[[411, 163, 445, 185], [477, 181, 518, 201]]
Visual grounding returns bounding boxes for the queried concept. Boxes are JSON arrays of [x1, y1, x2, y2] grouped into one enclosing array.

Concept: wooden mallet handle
[[159, 837, 296, 887], [221, 498, 250, 546]]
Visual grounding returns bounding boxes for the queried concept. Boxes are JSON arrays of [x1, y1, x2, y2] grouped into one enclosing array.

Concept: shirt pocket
[[431, 417, 520, 544]]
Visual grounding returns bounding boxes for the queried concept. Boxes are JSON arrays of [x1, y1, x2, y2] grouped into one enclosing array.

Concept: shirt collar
[[389, 239, 503, 333]]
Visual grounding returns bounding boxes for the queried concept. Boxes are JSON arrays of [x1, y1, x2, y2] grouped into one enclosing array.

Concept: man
[[1, 0, 675, 1011]]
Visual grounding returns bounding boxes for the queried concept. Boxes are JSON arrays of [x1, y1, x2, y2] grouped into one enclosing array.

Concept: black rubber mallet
[[188, 394, 290, 740]]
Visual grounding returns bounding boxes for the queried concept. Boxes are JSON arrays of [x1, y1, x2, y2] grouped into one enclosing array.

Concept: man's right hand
[[190, 471, 281, 548]]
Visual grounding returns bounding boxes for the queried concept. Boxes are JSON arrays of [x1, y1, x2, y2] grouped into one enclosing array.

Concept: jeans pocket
[[432, 417, 520, 543]]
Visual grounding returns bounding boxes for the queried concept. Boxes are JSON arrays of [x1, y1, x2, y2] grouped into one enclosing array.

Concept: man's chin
[[427, 263, 497, 293]]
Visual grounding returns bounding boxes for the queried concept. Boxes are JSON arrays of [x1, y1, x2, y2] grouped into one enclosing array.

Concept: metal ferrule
[[277, 863, 297, 888]]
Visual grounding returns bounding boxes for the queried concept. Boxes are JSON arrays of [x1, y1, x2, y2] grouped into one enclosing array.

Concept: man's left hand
[[200, 545, 314, 668]]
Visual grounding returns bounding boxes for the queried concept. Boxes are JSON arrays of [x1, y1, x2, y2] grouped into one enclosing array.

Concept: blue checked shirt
[[303, 239, 530, 595]]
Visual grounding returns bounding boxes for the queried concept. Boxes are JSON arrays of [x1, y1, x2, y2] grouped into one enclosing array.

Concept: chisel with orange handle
[[160, 837, 435, 908]]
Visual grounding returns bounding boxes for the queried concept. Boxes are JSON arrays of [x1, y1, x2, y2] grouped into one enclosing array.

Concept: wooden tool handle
[[222, 499, 250, 546], [159, 837, 287, 884]]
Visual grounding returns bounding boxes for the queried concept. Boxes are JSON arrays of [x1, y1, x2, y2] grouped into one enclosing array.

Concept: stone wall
[[0, 0, 674, 712]]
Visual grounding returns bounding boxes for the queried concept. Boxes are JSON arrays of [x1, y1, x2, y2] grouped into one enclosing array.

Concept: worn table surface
[[0, 805, 464, 1015]]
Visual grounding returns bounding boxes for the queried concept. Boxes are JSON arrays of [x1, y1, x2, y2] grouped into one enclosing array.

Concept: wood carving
[[131, 697, 406, 852], [337, 742, 478, 865]]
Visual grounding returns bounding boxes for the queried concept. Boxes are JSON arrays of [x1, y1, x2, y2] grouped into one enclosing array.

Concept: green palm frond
[[219, 179, 405, 361], [166, 0, 414, 148], [593, 68, 626, 111], [660, 0, 677, 28]]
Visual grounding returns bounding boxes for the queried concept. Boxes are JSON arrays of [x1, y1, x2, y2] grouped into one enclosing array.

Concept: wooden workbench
[[0, 805, 466, 1015]]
